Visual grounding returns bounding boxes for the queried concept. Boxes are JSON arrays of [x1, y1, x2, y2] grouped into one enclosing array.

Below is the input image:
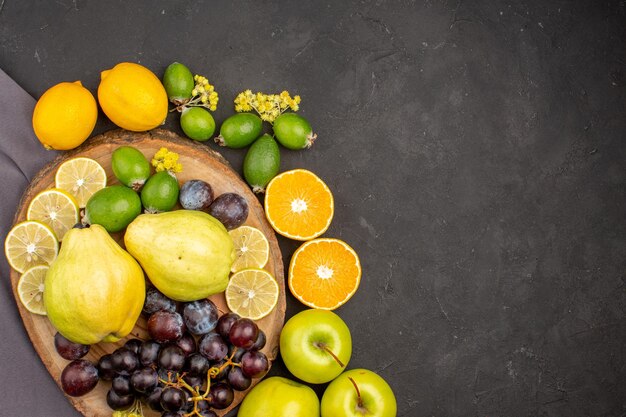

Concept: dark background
[[1, 1, 626, 416]]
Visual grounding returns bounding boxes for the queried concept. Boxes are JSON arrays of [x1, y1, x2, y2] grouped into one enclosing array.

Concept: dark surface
[[1, 1, 625, 416]]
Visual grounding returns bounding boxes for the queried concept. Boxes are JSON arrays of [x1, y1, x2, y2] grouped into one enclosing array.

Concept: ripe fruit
[[26, 188, 79, 241], [32, 81, 97, 150], [16, 265, 49, 315], [273, 113, 316, 150], [228, 226, 269, 272], [289, 238, 361, 310], [208, 193, 249, 230], [54, 157, 107, 207], [225, 269, 279, 320], [179, 179, 214, 210], [141, 171, 180, 213], [237, 376, 320, 417], [180, 107, 216, 141], [163, 62, 194, 101], [183, 299, 218, 335], [147, 310, 186, 343], [243, 134, 280, 193], [4, 220, 58, 273], [280, 309, 352, 384], [54, 332, 90, 360], [321, 369, 397, 417], [61, 359, 99, 397], [228, 318, 259, 349], [85, 185, 142, 233], [111, 146, 151, 190], [98, 62, 168, 131], [264, 169, 334, 240], [214, 113, 263, 148]]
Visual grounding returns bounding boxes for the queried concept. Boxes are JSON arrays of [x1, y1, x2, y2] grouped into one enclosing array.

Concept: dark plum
[[185, 353, 211, 376], [106, 389, 135, 410], [148, 310, 186, 343], [111, 347, 139, 376], [241, 350, 269, 378], [158, 345, 186, 371], [227, 366, 251, 391], [130, 367, 158, 394], [179, 179, 214, 210], [112, 375, 132, 396], [61, 359, 99, 397], [207, 193, 248, 230], [143, 286, 177, 314], [229, 318, 259, 349], [139, 340, 161, 366], [208, 382, 234, 409], [198, 332, 228, 361], [216, 312, 240, 341], [183, 299, 218, 335], [176, 332, 197, 356], [54, 332, 90, 360], [160, 386, 186, 412], [97, 354, 116, 381]]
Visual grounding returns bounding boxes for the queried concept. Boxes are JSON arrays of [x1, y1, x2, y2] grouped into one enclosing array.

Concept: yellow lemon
[[32, 81, 97, 150], [98, 62, 168, 131]]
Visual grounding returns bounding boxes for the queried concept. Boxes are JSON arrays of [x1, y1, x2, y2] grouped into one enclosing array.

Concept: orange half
[[264, 169, 334, 241], [288, 238, 361, 310]]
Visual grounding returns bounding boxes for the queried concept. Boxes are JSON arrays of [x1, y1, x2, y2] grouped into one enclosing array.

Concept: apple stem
[[315, 342, 345, 367], [348, 377, 366, 410]]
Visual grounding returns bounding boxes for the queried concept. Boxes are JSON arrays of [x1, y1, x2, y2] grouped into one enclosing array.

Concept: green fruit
[[238, 377, 320, 417], [180, 107, 215, 141], [214, 113, 263, 148], [44, 224, 145, 345], [243, 134, 280, 194], [273, 113, 317, 150], [85, 185, 142, 233], [141, 171, 179, 213], [124, 210, 235, 301], [163, 62, 194, 101], [111, 146, 151, 190]]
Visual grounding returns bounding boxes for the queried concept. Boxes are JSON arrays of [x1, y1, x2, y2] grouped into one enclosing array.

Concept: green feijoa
[[243, 134, 281, 194], [163, 62, 194, 101], [85, 185, 142, 233], [273, 113, 317, 150], [111, 146, 151, 190], [214, 113, 263, 149], [141, 171, 180, 213], [180, 107, 216, 141]]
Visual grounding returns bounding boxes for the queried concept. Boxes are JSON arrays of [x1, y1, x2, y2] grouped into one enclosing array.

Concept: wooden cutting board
[[8, 129, 286, 417]]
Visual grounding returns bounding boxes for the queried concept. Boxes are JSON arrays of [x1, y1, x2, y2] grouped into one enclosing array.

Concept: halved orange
[[288, 238, 361, 310], [264, 169, 334, 241]]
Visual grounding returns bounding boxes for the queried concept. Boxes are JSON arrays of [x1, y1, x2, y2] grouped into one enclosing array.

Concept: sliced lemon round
[[229, 226, 270, 273], [225, 268, 279, 320], [27, 188, 80, 241], [4, 220, 58, 273], [17, 265, 48, 315], [55, 157, 107, 207]]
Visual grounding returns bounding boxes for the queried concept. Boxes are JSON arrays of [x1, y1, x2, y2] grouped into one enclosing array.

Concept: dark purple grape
[[198, 332, 228, 361], [208, 382, 234, 409], [111, 347, 139, 376], [161, 412, 184, 417], [250, 329, 266, 351], [145, 386, 164, 411], [61, 359, 99, 397], [180, 390, 193, 413], [158, 368, 181, 384], [241, 350, 269, 378], [124, 338, 143, 354], [139, 340, 161, 366], [176, 332, 197, 356], [160, 386, 185, 412], [208, 193, 249, 230], [97, 354, 116, 381], [208, 359, 229, 380], [130, 367, 158, 393], [185, 353, 211, 376], [143, 287, 177, 315], [106, 389, 135, 410], [228, 345, 245, 363], [54, 332, 90, 360], [183, 374, 205, 391], [198, 411, 217, 417], [216, 312, 240, 341], [183, 300, 218, 335], [158, 345, 186, 371], [179, 179, 214, 210], [112, 375, 132, 395], [148, 310, 186, 343], [229, 318, 259, 349], [227, 366, 251, 391], [196, 399, 212, 412]]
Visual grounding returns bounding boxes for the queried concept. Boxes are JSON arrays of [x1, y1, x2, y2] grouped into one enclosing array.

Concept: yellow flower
[[152, 148, 183, 173]]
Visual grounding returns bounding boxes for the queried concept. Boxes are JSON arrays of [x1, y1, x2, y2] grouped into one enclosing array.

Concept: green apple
[[237, 376, 320, 417], [280, 309, 352, 384], [321, 368, 397, 417]]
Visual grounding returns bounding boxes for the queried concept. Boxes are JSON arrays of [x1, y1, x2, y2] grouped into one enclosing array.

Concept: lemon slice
[[225, 269, 279, 320], [229, 226, 270, 273], [4, 220, 59, 273], [17, 265, 48, 315], [27, 188, 80, 241], [55, 157, 107, 207]]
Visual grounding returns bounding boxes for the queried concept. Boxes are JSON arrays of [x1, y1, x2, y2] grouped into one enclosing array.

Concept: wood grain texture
[[9, 129, 286, 417]]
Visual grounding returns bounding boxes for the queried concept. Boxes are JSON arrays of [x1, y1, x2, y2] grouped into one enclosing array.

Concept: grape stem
[[314, 342, 345, 367]]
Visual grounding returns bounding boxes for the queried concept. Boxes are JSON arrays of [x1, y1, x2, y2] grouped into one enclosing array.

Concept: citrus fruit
[[4, 220, 58, 273], [163, 62, 194, 101], [225, 268, 279, 320], [140, 171, 180, 213], [180, 107, 216, 141], [32, 81, 97, 150], [111, 146, 151, 190], [214, 113, 263, 148], [288, 238, 361, 310], [264, 169, 334, 241], [243, 134, 280, 194], [17, 265, 49, 315], [85, 185, 142, 233], [26, 188, 79, 241], [54, 157, 107, 207], [273, 113, 316, 150], [229, 226, 270, 272], [98, 62, 168, 131]]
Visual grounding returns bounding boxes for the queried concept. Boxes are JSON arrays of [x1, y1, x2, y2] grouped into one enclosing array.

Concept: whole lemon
[[98, 62, 168, 131], [32, 81, 97, 150]]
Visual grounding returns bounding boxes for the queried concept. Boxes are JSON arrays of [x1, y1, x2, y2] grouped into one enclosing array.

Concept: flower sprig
[[171, 75, 219, 113], [151, 147, 183, 173], [111, 398, 144, 417], [234, 90, 301, 123]]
